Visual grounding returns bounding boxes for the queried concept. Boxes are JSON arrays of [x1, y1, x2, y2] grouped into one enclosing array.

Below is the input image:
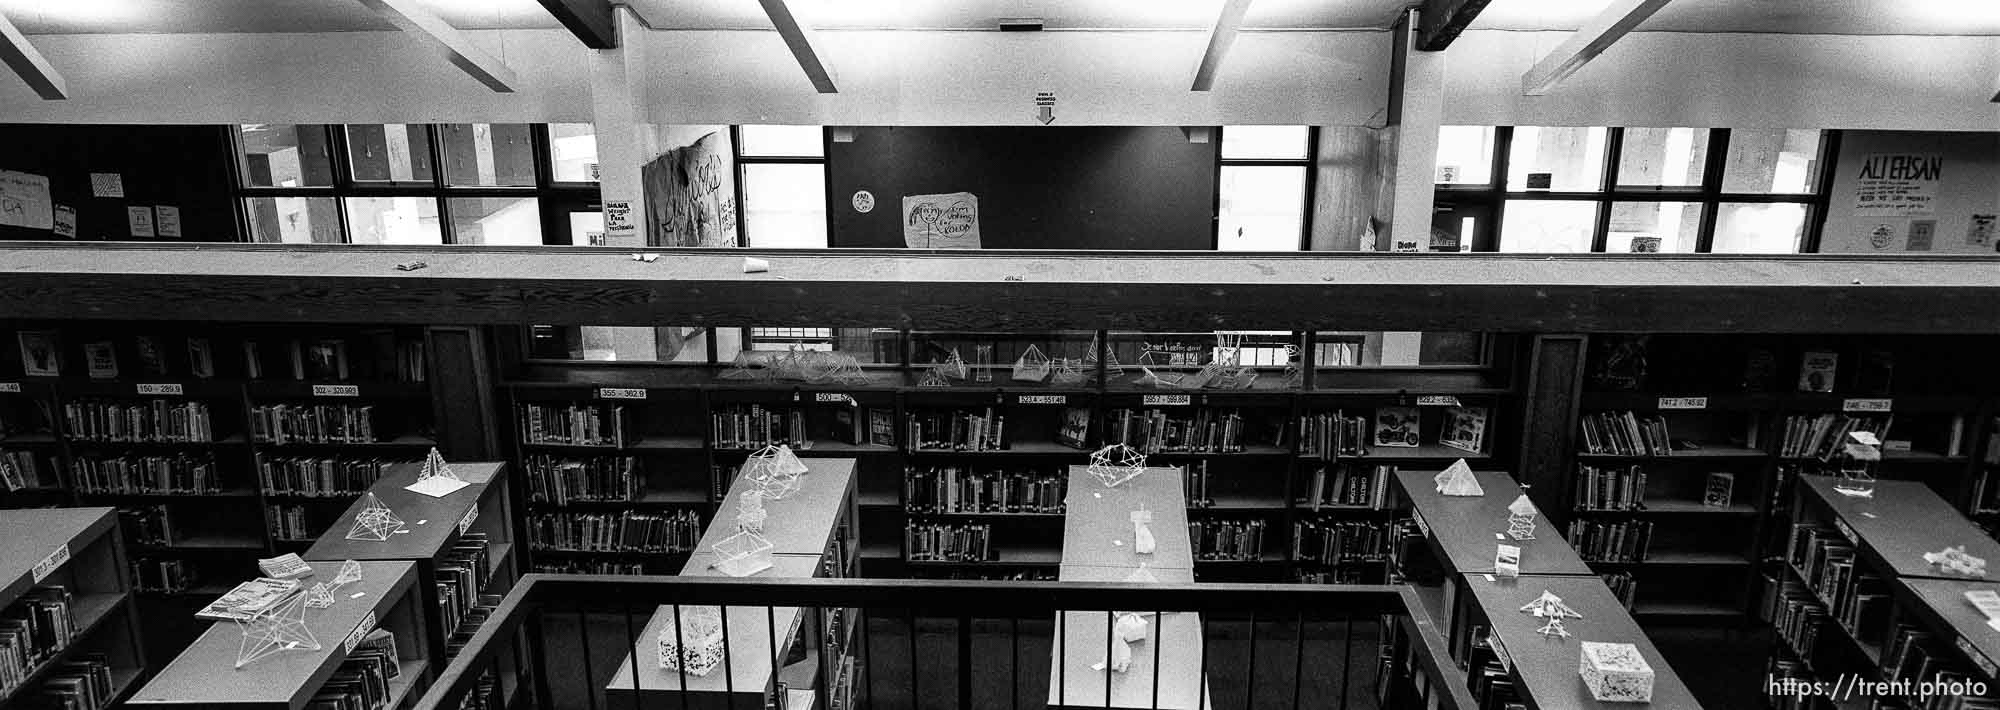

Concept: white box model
[[1579, 641, 1654, 702], [658, 606, 726, 675]]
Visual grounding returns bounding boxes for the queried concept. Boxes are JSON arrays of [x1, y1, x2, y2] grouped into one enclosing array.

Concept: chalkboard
[[828, 127, 1217, 250], [0, 124, 235, 243]]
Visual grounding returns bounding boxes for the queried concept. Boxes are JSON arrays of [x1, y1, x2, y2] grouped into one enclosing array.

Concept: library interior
[[1, 1, 1999, 710]]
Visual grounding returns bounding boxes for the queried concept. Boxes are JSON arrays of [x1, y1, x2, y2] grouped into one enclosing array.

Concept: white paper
[[902, 192, 981, 249], [405, 476, 470, 498], [604, 200, 634, 235], [51, 205, 75, 238], [1852, 153, 1941, 216], [126, 206, 156, 237], [155, 206, 182, 238], [0, 170, 53, 230], [89, 173, 124, 198]]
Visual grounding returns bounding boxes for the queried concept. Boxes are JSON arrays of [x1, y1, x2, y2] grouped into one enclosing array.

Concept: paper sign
[[1488, 632, 1512, 672], [137, 383, 184, 395], [0, 383, 20, 393], [1525, 173, 1553, 190], [1657, 397, 1707, 410], [126, 206, 156, 238], [1853, 153, 1941, 216], [1843, 398, 1893, 413], [597, 387, 646, 400], [89, 173, 124, 198], [1017, 395, 1065, 405], [604, 200, 634, 236], [51, 206, 75, 238], [902, 192, 981, 249], [1970, 214, 1996, 247], [1965, 590, 2000, 620], [257, 554, 313, 579], [313, 384, 360, 397], [30, 544, 69, 583], [1834, 518, 1856, 543], [1143, 394, 1191, 406], [815, 393, 854, 404], [1416, 395, 1461, 407], [1907, 219, 1936, 251], [0, 170, 53, 230], [458, 507, 478, 534], [851, 190, 875, 213], [1848, 431, 1881, 446], [154, 206, 182, 238], [1411, 508, 1429, 537], [344, 610, 377, 653], [406, 475, 470, 498]]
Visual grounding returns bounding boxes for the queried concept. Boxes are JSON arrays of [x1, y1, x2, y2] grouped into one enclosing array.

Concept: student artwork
[[1093, 613, 1152, 674], [711, 529, 775, 577], [1434, 459, 1483, 496], [1133, 366, 1171, 388], [235, 589, 320, 668], [717, 351, 771, 381], [813, 352, 871, 386], [1213, 368, 1259, 390], [974, 344, 995, 382], [1213, 332, 1245, 367], [1281, 362, 1305, 388], [1130, 509, 1155, 555], [332, 560, 364, 589], [743, 445, 808, 499], [1520, 590, 1583, 621], [1123, 563, 1160, 585], [1834, 430, 1881, 497], [1923, 545, 1988, 577], [917, 365, 954, 388], [1088, 444, 1148, 488], [1506, 495, 1538, 540], [1049, 358, 1088, 387], [657, 605, 727, 675], [1169, 362, 1226, 390], [1579, 641, 1655, 702], [303, 583, 336, 610], [736, 490, 768, 533], [1012, 345, 1052, 383], [1084, 335, 1125, 377], [345, 492, 405, 541], [943, 348, 969, 380], [406, 447, 469, 497], [1494, 544, 1521, 578]]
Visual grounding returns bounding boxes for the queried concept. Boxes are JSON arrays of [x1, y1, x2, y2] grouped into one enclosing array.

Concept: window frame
[[230, 124, 601, 245], [1214, 126, 1318, 251], [730, 125, 833, 249], [1436, 126, 1839, 253]]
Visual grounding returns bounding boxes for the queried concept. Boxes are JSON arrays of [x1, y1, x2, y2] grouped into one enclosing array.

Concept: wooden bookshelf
[[1395, 468, 1592, 578], [1458, 573, 1701, 710], [0, 507, 144, 710]]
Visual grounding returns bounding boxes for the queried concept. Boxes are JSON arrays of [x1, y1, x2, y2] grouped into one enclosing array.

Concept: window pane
[[1436, 126, 1495, 185], [244, 197, 342, 244], [739, 328, 895, 363], [738, 125, 824, 158], [568, 210, 605, 246], [448, 197, 542, 245], [1499, 200, 1596, 252], [440, 124, 536, 186], [1317, 332, 1487, 367], [1616, 127, 1707, 188], [1722, 129, 1822, 194], [1507, 126, 1607, 191], [1607, 201, 1699, 253], [549, 123, 599, 182], [346, 124, 434, 183], [741, 164, 828, 248], [237, 125, 333, 187], [1712, 202, 1806, 253], [343, 197, 441, 244], [531, 325, 711, 362], [1218, 165, 1306, 251], [1222, 126, 1310, 160]]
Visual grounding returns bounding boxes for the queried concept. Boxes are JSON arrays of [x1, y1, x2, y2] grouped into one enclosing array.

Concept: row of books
[[523, 455, 640, 505], [1884, 625, 2000, 708], [1297, 411, 1371, 460], [1299, 463, 1393, 510], [62, 400, 213, 443], [1574, 464, 1648, 511], [1465, 629, 1523, 710], [70, 453, 221, 495], [266, 504, 322, 542], [525, 510, 702, 554], [1190, 519, 1265, 561], [517, 403, 634, 448], [129, 559, 197, 595], [1786, 524, 1891, 646], [307, 628, 401, 710], [118, 506, 173, 546], [1577, 410, 1672, 457], [1291, 519, 1391, 564], [1762, 577, 1827, 669], [248, 404, 382, 445], [1601, 571, 1636, 610], [1565, 519, 1654, 563], [1779, 413, 1890, 461], [829, 407, 897, 448], [532, 560, 646, 576], [904, 522, 995, 562], [903, 466, 1066, 514], [0, 450, 48, 492], [25, 652, 116, 710], [906, 409, 1013, 452], [1181, 461, 1218, 508], [1103, 408, 1255, 454], [0, 587, 78, 696], [436, 534, 497, 644], [712, 404, 810, 450], [14, 332, 425, 382], [258, 456, 402, 497]]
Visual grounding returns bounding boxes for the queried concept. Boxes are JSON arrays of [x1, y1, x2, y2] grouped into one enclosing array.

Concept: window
[[733, 126, 828, 248], [231, 124, 601, 245], [1218, 126, 1313, 251], [1507, 126, 1606, 192], [1499, 200, 1595, 253], [1436, 126, 1496, 185]]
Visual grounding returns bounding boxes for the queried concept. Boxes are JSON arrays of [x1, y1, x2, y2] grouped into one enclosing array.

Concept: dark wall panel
[[0, 124, 236, 242], [828, 126, 1216, 250]]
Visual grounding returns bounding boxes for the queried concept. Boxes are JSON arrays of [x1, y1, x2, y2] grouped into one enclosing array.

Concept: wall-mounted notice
[[89, 173, 124, 198], [0, 170, 52, 230], [155, 206, 182, 238], [1906, 219, 1936, 251], [903, 192, 981, 249], [51, 206, 75, 238], [604, 200, 634, 237], [1852, 153, 1941, 216], [126, 206, 156, 238], [1970, 214, 1995, 247], [851, 190, 875, 213]]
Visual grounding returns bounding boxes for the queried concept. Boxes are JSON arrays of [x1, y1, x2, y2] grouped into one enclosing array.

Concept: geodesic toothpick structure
[[235, 590, 319, 668], [303, 583, 335, 609], [332, 560, 363, 589], [1088, 444, 1148, 488], [1507, 494, 1538, 540], [743, 445, 807, 499], [345, 492, 405, 541]]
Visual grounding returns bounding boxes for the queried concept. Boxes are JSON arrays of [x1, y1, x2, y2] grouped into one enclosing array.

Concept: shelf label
[[1143, 394, 1191, 406], [1843, 398, 1893, 413], [0, 383, 19, 393], [1834, 518, 1856, 543], [458, 506, 478, 535], [1958, 636, 1998, 677], [136, 383, 183, 396], [344, 610, 377, 653], [1416, 395, 1461, 407], [814, 393, 854, 404], [312, 384, 360, 398], [1657, 397, 1707, 410], [1411, 509, 1429, 537], [1018, 395, 1066, 405], [597, 387, 646, 400], [30, 544, 69, 583], [1488, 631, 1512, 672]]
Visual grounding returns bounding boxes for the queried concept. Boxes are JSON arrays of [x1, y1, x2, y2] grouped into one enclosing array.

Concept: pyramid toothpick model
[[1536, 617, 1573, 639], [345, 492, 405, 541], [1520, 590, 1584, 620], [918, 365, 953, 387], [1013, 344, 1052, 382], [1507, 494, 1539, 540], [420, 447, 458, 482], [944, 348, 968, 379], [1088, 444, 1148, 488], [1049, 357, 1088, 386], [235, 590, 320, 668], [1435, 459, 1484, 496]]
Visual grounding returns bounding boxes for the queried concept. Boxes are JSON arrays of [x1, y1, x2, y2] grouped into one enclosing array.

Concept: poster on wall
[[1852, 153, 1941, 216], [1906, 220, 1936, 251], [1968, 214, 1995, 247], [641, 132, 737, 247], [901, 192, 981, 249], [0, 170, 53, 230]]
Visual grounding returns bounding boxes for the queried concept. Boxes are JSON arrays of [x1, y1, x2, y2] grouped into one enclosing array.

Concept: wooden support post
[[1517, 334, 1587, 522]]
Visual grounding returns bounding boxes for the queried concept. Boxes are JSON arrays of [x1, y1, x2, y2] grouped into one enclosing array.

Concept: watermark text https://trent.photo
[[1768, 674, 1989, 702]]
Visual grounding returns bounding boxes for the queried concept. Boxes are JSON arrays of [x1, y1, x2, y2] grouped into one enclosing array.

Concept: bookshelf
[[128, 559, 427, 710], [0, 507, 144, 710], [1456, 574, 1701, 710]]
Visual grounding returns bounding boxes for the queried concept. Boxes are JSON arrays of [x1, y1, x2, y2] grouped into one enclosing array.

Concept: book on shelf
[[1565, 518, 1653, 562], [1301, 463, 1393, 510], [309, 629, 399, 710], [33, 652, 116, 710], [904, 521, 995, 562], [903, 465, 1066, 514], [1189, 519, 1265, 561], [1297, 411, 1371, 461], [1883, 625, 2000, 708], [437, 533, 498, 648], [1439, 406, 1488, 454], [1182, 461, 1212, 507], [258, 456, 404, 497], [867, 410, 895, 448], [0, 586, 79, 695], [1779, 413, 1891, 460], [266, 504, 323, 542], [1798, 351, 1838, 393], [1601, 572, 1637, 611], [1785, 523, 1892, 648], [186, 338, 215, 379], [526, 510, 702, 554], [906, 408, 1007, 452], [17, 331, 59, 377], [1105, 407, 1251, 454], [524, 455, 641, 505], [119, 505, 174, 546], [82, 342, 117, 380], [1373, 406, 1419, 449], [1578, 411, 1672, 457], [62, 399, 213, 443], [134, 335, 169, 377], [712, 404, 808, 449], [1763, 576, 1827, 668], [194, 578, 302, 622], [1055, 407, 1091, 449], [1291, 519, 1390, 564], [1574, 463, 1647, 511], [1, 449, 46, 491], [518, 403, 633, 448], [72, 453, 220, 495], [1703, 473, 1734, 508], [250, 403, 380, 445], [129, 558, 197, 595], [304, 339, 350, 382]]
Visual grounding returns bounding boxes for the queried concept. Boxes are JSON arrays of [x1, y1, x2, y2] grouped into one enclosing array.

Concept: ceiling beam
[[1414, 0, 1492, 52], [1522, 0, 1673, 96], [0, 10, 66, 100], [538, 0, 618, 48], [358, 0, 522, 92], [618, 0, 669, 30], [756, 0, 837, 93], [1190, 0, 1252, 92]]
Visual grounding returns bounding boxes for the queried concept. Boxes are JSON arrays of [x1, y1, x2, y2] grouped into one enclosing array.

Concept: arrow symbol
[[1036, 105, 1054, 125]]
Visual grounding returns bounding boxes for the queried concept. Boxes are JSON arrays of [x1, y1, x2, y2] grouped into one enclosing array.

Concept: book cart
[[0, 507, 145, 710]]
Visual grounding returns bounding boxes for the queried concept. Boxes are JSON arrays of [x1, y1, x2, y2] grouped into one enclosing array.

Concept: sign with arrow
[[1035, 91, 1056, 125]]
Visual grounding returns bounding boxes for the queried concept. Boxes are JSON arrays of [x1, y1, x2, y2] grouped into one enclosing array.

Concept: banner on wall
[[902, 192, 981, 249], [1852, 153, 1941, 216], [641, 132, 737, 247]]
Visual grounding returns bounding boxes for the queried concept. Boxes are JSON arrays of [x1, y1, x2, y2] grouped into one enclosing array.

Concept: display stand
[[128, 560, 426, 710], [1457, 574, 1700, 710], [0, 507, 145, 709]]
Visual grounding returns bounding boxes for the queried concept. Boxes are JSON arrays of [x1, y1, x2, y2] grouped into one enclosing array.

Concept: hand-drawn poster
[[1968, 214, 1995, 247], [0, 170, 53, 230], [902, 192, 981, 249], [1852, 153, 1941, 216], [641, 132, 737, 247]]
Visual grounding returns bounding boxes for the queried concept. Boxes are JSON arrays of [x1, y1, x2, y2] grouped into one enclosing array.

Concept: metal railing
[[412, 574, 1476, 710]]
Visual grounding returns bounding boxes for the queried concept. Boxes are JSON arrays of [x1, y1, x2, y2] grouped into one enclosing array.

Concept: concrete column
[[1389, 10, 1446, 252], [590, 7, 648, 250]]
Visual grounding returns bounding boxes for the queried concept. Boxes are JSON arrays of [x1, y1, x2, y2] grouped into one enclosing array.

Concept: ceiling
[[4, 0, 1996, 35]]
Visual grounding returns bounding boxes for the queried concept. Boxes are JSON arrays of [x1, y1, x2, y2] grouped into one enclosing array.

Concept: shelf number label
[[1143, 394, 1191, 406], [1834, 518, 1856, 543], [136, 383, 183, 396], [1957, 637, 1998, 677], [815, 393, 854, 404], [345, 610, 377, 653], [1018, 395, 1066, 405], [1411, 509, 1429, 537], [0, 383, 19, 393], [1416, 395, 1461, 407], [30, 544, 69, 583], [1843, 398, 1892, 413], [597, 387, 646, 400], [458, 506, 478, 535], [1657, 397, 1707, 410], [313, 384, 360, 398]]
